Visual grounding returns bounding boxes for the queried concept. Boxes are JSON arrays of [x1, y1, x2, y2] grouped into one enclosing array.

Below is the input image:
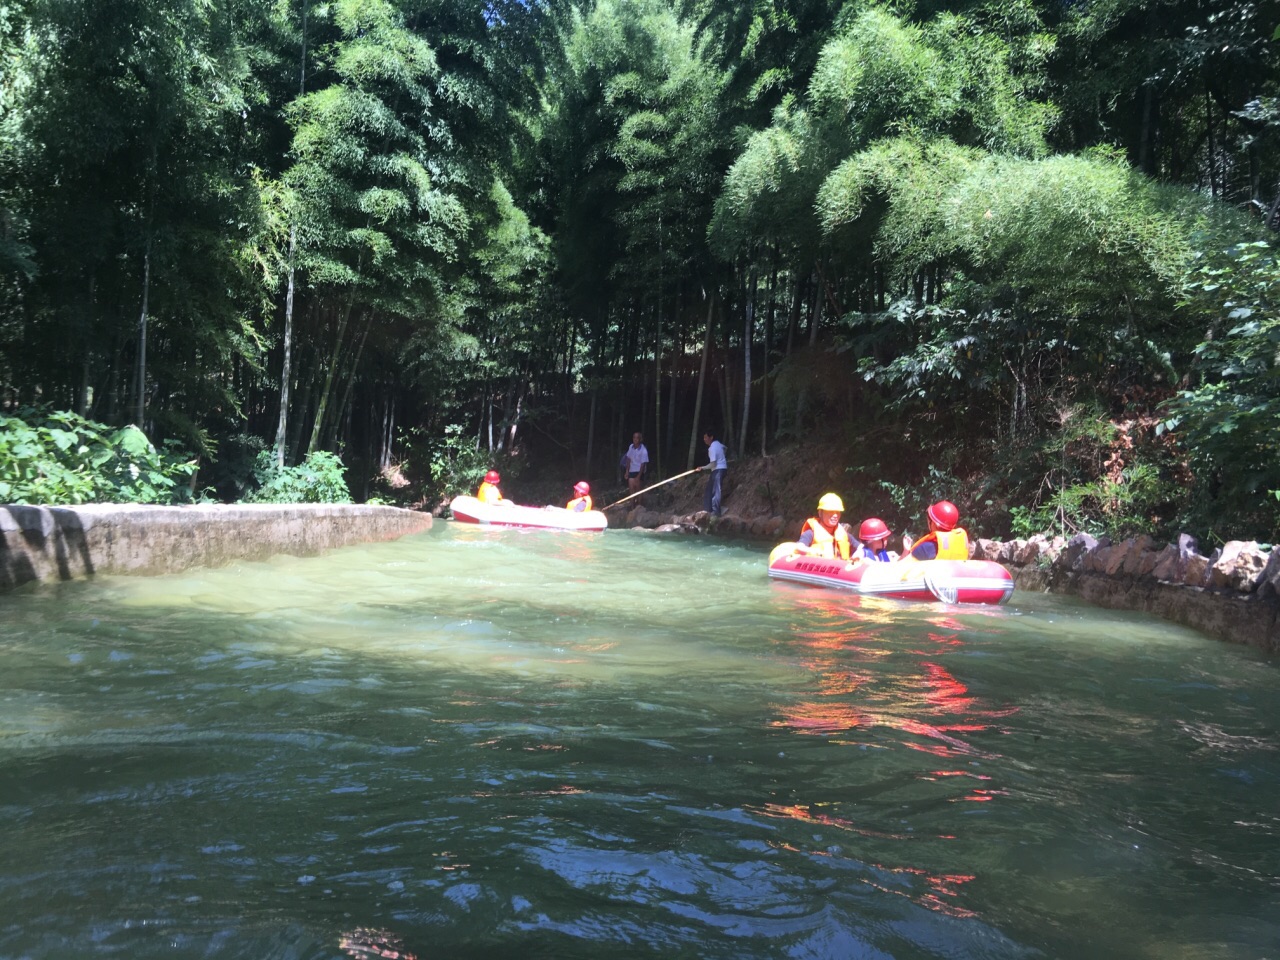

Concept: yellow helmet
[[817, 492, 844, 512]]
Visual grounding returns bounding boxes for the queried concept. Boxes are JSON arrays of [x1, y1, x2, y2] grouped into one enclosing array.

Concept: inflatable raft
[[767, 543, 1014, 604], [450, 495, 608, 531]]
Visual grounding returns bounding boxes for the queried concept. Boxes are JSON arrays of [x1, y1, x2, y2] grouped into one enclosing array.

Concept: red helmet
[[859, 517, 891, 541], [927, 500, 960, 531], [484, 470, 500, 484], [574, 481, 590, 495]]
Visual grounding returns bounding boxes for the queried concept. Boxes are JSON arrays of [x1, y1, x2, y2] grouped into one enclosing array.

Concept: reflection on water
[[0, 523, 1277, 959]]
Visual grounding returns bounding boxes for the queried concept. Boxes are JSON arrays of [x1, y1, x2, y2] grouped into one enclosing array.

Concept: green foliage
[[1010, 464, 1170, 541], [425, 423, 497, 501], [243, 450, 351, 504], [1163, 241, 1280, 538], [0, 408, 196, 505]]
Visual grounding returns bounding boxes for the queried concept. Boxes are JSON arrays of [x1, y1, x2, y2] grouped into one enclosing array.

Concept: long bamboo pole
[[601, 467, 703, 511]]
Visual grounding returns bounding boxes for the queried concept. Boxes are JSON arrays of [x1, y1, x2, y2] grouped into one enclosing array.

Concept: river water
[[0, 523, 1276, 959]]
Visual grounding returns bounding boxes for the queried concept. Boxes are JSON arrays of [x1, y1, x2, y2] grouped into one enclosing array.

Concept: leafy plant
[[1162, 241, 1280, 539], [0, 408, 197, 505], [243, 450, 351, 504], [422, 423, 502, 502]]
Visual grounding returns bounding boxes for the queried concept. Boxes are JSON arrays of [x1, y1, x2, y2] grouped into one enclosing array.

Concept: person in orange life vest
[[857, 517, 897, 562], [794, 492, 854, 560], [476, 469, 511, 506], [901, 500, 969, 561], [566, 481, 592, 512]]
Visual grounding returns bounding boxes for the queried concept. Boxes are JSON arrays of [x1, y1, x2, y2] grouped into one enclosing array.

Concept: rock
[[1209, 541, 1267, 593], [1040, 536, 1065, 564], [632, 508, 662, 529], [1119, 535, 1156, 575], [1013, 539, 1041, 566], [1258, 549, 1280, 600], [1229, 546, 1268, 593], [974, 538, 1000, 562], [1183, 553, 1211, 587], [1063, 533, 1098, 571], [1177, 532, 1200, 559], [1087, 544, 1112, 574], [653, 523, 682, 534], [1104, 540, 1134, 576], [1151, 544, 1181, 582], [1134, 547, 1160, 578]]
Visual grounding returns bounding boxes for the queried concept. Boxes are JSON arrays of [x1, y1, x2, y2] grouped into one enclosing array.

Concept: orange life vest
[[801, 517, 851, 560], [909, 527, 970, 561], [477, 481, 503, 504], [566, 495, 593, 512]]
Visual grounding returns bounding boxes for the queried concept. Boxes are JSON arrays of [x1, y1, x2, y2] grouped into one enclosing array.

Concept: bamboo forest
[[2, 0, 1279, 542]]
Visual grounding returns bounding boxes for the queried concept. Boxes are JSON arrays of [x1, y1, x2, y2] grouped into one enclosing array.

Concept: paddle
[[601, 466, 706, 511]]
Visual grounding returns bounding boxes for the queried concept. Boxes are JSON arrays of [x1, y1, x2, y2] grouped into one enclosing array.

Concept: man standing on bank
[[621, 432, 649, 496], [698, 430, 728, 516]]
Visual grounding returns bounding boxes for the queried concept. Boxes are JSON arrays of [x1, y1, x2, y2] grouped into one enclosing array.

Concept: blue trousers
[[704, 469, 726, 516]]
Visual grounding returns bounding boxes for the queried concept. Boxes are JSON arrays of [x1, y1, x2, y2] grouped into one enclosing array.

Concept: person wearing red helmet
[[857, 517, 896, 562], [476, 469, 509, 505], [901, 500, 969, 561], [566, 481, 592, 512]]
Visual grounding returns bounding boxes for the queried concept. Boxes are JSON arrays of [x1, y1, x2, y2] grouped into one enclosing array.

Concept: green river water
[[0, 523, 1277, 959]]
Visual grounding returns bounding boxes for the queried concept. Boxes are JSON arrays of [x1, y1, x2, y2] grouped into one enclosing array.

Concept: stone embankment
[[615, 506, 1280, 653], [1, 503, 432, 591], [974, 532, 1280, 653]]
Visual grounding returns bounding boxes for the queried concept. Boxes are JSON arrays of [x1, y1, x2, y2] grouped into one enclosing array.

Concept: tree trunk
[[1205, 83, 1216, 198], [738, 267, 756, 459], [307, 296, 357, 455], [277, 2, 308, 464], [330, 310, 373, 450], [653, 303, 662, 478], [134, 238, 151, 428], [275, 225, 297, 466], [687, 292, 714, 470], [1138, 85, 1157, 177], [586, 385, 597, 478]]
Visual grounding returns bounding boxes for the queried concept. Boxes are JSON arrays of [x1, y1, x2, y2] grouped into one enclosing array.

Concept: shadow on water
[[0, 523, 1277, 959]]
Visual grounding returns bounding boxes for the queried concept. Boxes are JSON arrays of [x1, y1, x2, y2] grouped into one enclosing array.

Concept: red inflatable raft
[[450, 495, 608, 531], [767, 543, 1014, 604]]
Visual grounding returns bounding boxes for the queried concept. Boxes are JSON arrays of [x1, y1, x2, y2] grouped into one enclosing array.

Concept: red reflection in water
[[764, 586, 1024, 920]]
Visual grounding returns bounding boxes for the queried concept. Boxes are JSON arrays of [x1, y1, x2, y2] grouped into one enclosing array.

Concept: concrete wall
[[0, 503, 433, 591]]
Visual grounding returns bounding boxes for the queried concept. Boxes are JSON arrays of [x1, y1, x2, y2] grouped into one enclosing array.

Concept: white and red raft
[[767, 543, 1014, 604], [449, 495, 608, 532]]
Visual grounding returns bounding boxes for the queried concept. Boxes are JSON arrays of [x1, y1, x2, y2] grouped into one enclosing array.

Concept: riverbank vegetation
[[1, 0, 1277, 541]]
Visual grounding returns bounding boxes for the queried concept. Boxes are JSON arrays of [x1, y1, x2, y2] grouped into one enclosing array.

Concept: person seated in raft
[[566, 481, 592, 512], [857, 517, 897, 561], [899, 500, 969, 561], [476, 469, 512, 506], [794, 492, 855, 560]]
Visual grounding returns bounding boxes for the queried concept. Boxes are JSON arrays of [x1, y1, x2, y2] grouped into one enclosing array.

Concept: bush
[[243, 450, 351, 504], [1163, 241, 1280, 540], [0, 407, 197, 505], [422, 423, 515, 503]]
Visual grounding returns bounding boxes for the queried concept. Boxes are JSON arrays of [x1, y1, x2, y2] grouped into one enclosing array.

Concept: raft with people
[[767, 548, 1014, 604], [451, 473, 608, 531], [767, 496, 1014, 605]]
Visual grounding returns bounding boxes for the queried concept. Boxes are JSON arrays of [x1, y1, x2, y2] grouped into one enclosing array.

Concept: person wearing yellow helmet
[[794, 492, 853, 560]]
